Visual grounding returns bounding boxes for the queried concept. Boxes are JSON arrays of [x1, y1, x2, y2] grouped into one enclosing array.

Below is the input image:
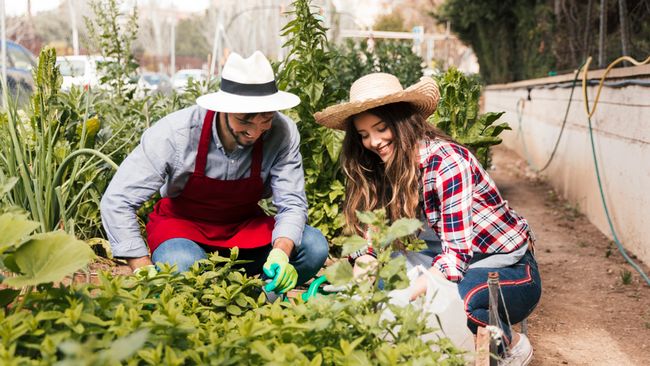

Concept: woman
[[315, 73, 541, 365]]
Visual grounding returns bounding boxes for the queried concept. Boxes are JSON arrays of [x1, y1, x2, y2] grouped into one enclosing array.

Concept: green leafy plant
[[431, 67, 510, 167], [620, 269, 633, 285], [0, 47, 117, 238], [0, 208, 466, 364], [276, 0, 347, 239], [325, 209, 424, 292], [0, 177, 95, 310]]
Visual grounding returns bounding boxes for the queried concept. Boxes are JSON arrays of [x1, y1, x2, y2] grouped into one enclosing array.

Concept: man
[[100, 51, 328, 294]]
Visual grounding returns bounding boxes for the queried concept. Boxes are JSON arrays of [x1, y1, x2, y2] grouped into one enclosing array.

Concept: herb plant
[[276, 0, 347, 239]]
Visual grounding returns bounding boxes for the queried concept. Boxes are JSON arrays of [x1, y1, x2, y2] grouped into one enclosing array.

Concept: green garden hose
[[515, 60, 584, 173], [581, 56, 650, 287]]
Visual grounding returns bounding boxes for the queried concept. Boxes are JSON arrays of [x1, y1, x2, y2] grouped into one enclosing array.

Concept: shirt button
[[230, 160, 235, 163]]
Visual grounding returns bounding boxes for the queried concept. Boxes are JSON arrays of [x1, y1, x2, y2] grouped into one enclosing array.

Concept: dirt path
[[490, 145, 650, 366]]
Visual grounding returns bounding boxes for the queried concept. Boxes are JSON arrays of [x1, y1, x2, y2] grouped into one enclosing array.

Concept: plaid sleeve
[[422, 146, 475, 282]]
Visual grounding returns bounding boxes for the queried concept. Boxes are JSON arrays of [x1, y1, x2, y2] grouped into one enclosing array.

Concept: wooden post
[[487, 272, 500, 366], [475, 327, 491, 366]]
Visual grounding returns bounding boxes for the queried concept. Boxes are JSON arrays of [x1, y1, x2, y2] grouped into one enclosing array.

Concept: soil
[[489, 145, 650, 366]]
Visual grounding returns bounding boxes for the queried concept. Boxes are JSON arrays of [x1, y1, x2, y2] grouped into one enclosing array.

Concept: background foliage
[[436, 0, 650, 83], [332, 39, 424, 100]]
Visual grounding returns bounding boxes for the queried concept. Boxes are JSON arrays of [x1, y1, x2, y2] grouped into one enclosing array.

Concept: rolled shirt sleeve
[[269, 117, 308, 247], [423, 147, 475, 282], [100, 118, 177, 258]]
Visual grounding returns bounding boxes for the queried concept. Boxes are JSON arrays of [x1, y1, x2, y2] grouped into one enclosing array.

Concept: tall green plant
[[430, 68, 510, 168], [84, 0, 139, 101], [276, 0, 347, 239], [0, 47, 117, 236]]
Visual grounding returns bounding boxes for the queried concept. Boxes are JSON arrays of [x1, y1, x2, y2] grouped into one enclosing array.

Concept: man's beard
[[226, 114, 256, 147]]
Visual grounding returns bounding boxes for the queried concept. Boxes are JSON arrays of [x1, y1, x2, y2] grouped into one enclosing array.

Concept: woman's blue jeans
[[418, 227, 542, 348], [457, 251, 541, 348], [151, 225, 329, 286]]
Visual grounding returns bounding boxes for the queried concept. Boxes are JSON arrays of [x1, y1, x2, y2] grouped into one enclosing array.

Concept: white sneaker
[[500, 332, 533, 366]]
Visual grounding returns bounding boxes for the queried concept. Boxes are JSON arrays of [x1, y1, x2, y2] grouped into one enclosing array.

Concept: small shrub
[[620, 269, 632, 285]]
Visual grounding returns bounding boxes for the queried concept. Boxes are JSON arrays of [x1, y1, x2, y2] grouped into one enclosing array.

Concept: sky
[[4, 0, 210, 17], [5, 0, 383, 29]]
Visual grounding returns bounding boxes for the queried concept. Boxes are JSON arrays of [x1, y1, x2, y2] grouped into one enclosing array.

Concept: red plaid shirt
[[419, 139, 530, 282]]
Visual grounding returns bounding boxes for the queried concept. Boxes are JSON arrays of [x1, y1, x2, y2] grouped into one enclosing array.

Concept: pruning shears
[[300, 275, 329, 302]]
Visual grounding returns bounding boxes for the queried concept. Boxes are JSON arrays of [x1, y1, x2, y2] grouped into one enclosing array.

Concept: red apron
[[146, 110, 275, 253]]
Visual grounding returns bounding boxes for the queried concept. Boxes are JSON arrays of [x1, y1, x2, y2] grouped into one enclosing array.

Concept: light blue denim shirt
[[100, 105, 308, 258]]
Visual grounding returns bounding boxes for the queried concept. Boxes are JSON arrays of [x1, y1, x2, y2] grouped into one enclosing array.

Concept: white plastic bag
[[385, 262, 475, 354]]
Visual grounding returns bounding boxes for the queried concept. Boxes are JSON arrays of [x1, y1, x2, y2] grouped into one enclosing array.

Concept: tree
[[373, 11, 407, 31], [437, 0, 650, 83]]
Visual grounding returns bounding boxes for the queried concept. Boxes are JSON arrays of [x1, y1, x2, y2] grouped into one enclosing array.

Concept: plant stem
[[13, 285, 33, 313]]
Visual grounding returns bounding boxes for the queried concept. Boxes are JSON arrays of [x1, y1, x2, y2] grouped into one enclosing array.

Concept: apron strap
[[194, 109, 216, 177], [251, 138, 263, 177]]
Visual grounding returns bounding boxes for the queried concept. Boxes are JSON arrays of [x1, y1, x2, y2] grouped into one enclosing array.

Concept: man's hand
[[126, 256, 154, 272], [263, 248, 298, 294]]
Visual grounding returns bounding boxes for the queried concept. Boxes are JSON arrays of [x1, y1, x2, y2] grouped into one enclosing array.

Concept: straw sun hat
[[314, 73, 440, 130]]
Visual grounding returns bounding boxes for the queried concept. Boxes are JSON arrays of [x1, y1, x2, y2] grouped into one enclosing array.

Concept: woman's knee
[[152, 238, 207, 272]]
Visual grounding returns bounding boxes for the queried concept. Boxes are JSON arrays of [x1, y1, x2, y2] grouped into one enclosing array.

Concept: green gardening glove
[[263, 248, 298, 294], [133, 264, 157, 279]]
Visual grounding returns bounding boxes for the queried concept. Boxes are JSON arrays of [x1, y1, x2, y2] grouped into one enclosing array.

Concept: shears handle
[[300, 275, 328, 302]]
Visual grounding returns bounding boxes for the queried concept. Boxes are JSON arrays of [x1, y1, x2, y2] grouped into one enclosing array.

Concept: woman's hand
[[352, 254, 378, 282], [408, 266, 447, 301]]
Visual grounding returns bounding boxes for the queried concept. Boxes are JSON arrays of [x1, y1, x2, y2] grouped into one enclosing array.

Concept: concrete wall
[[483, 67, 650, 265]]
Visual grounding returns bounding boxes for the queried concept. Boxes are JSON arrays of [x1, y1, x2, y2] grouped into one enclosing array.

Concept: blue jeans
[[151, 225, 329, 285], [457, 251, 542, 348]]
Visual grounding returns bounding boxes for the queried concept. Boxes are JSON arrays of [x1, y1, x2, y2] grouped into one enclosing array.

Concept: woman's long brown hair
[[341, 102, 445, 235]]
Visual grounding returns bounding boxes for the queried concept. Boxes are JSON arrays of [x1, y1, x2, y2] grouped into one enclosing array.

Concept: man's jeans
[[151, 225, 329, 285]]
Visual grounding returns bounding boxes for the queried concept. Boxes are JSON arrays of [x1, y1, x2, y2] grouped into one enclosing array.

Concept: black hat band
[[220, 78, 278, 96]]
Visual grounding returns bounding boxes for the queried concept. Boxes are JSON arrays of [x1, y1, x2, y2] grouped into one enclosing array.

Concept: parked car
[[171, 69, 207, 92], [135, 72, 172, 98], [55, 55, 115, 91], [2, 41, 37, 105]]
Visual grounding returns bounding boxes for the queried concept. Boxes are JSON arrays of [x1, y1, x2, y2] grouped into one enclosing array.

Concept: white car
[[56, 55, 115, 91], [135, 72, 173, 99], [171, 69, 207, 92]]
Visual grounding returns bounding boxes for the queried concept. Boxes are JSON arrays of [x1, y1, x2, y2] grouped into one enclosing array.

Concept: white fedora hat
[[314, 73, 439, 130], [196, 51, 300, 113]]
